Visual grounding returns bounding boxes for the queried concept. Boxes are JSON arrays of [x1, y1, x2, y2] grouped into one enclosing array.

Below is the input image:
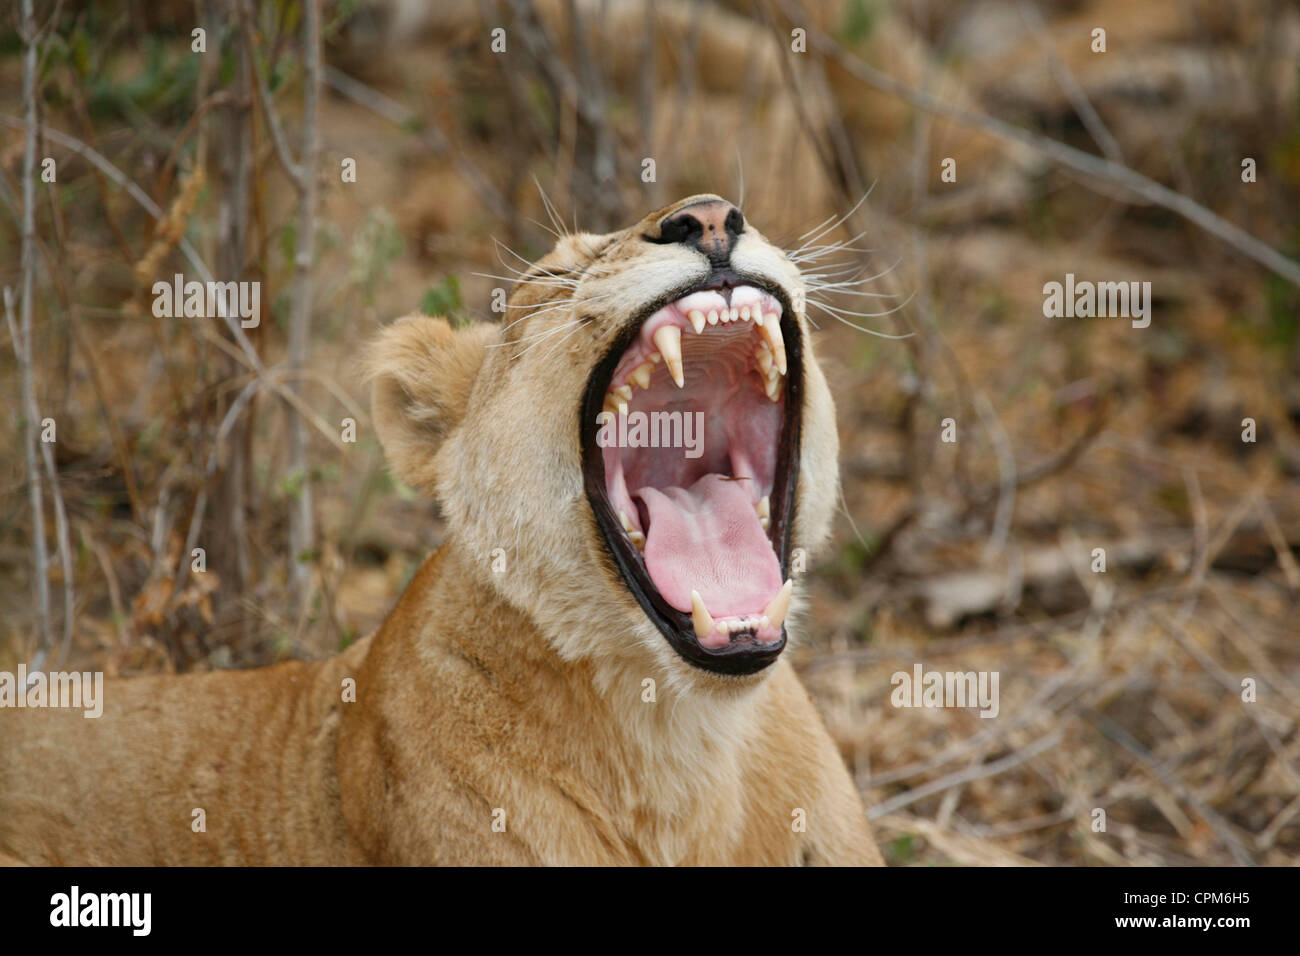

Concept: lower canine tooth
[[690, 590, 715, 642], [763, 579, 793, 631], [652, 324, 685, 388], [688, 310, 706, 334], [620, 511, 645, 551]]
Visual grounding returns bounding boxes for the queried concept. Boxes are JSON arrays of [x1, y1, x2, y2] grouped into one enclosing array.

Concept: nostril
[[659, 213, 704, 245], [725, 208, 744, 234]]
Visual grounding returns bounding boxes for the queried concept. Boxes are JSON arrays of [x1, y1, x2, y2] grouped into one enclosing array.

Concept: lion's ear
[[364, 315, 498, 495]]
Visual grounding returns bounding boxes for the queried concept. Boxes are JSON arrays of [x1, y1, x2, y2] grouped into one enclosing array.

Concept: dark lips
[[580, 272, 804, 676]]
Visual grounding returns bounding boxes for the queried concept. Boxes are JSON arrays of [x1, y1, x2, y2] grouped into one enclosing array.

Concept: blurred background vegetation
[[2, 0, 1299, 865]]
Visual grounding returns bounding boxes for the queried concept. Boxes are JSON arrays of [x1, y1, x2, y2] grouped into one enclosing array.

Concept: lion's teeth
[[690, 590, 715, 642], [707, 309, 719, 325], [611, 384, 633, 403], [757, 495, 770, 531], [740, 305, 751, 322], [756, 343, 773, 374], [688, 310, 706, 334], [759, 319, 787, 376], [764, 370, 783, 402], [630, 361, 653, 390], [620, 510, 644, 550], [652, 324, 685, 388], [762, 579, 793, 631]]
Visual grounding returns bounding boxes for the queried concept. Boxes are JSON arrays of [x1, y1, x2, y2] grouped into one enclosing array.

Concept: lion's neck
[[388, 544, 771, 861]]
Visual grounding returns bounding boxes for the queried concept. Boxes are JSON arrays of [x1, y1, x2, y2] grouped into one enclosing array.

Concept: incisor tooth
[[707, 310, 719, 325], [759, 319, 787, 376], [763, 579, 793, 631], [653, 324, 685, 388], [691, 590, 715, 642], [740, 306, 751, 321], [688, 310, 706, 334]]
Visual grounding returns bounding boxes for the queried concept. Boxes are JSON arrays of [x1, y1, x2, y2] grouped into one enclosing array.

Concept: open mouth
[[580, 272, 803, 675]]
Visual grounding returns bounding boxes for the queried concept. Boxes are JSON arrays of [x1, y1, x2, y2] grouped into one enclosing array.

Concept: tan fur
[[0, 196, 882, 866]]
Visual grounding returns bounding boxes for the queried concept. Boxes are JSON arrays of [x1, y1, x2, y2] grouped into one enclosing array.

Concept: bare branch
[[236, 0, 304, 190]]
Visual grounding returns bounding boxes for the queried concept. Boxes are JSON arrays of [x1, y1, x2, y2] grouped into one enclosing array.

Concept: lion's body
[[0, 195, 882, 866], [1, 547, 879, 865]]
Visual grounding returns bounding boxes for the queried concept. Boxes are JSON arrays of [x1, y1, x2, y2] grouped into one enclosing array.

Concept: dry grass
[[2, 0, 1298, 865]]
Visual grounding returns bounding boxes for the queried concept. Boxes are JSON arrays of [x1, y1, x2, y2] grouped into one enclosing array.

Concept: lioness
[[0, 195, 882, 866]]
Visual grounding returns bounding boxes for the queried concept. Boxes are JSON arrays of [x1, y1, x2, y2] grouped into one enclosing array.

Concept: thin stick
[[11, 0, 50, 673]]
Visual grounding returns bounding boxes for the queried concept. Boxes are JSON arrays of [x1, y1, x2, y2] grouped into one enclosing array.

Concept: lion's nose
[[657, 201, 745, 266]]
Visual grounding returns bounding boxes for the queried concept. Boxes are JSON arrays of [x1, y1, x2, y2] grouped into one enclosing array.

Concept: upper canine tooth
[[653, 324, 685, 388], [688, 310, 706, 334], [690, 590, 715, 642], [759, 319, 787, 376], [762, 579, 793, 631]]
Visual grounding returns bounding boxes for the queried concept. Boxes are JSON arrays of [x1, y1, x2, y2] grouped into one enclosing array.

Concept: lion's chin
[[582, 272, 803, 676]]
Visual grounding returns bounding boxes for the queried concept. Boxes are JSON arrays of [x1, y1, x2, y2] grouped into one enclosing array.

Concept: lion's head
[[367, 194, 839, 685]]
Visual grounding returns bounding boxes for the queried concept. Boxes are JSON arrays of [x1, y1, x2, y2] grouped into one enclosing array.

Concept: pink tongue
[[636, 475, 782, 617]]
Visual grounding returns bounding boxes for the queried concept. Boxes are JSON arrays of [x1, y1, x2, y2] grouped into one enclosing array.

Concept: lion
[[0, 194, 883, 866]]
